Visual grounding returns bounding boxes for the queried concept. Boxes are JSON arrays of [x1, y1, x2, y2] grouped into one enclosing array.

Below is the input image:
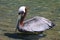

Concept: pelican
[[16, 6, 55, 35]]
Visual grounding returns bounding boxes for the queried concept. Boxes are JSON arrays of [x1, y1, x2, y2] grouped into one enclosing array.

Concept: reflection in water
[[4, 33, 46, 40]]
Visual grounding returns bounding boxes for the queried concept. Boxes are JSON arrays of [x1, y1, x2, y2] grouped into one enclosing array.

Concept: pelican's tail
[[49, 22, 55, 29]]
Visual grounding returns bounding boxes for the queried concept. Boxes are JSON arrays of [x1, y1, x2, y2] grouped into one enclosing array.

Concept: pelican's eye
[[18, 11, 25, 16]]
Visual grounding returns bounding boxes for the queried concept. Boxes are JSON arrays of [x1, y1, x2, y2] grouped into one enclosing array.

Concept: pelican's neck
[[20, 13, 26, 26]]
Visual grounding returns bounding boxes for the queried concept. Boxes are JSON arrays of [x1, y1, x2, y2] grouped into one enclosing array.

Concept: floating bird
[[16, 6, 55, 34]]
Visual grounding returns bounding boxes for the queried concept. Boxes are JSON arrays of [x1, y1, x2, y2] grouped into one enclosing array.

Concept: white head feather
[[18, 6, 26, 13]]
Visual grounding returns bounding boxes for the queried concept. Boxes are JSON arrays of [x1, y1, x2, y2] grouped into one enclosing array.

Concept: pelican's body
[[16, 6, 55, 33]]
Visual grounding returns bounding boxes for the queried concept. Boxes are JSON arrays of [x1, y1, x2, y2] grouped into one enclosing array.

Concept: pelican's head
[[16, 6, 27, 31], [18, 6, 27, 16], [18, 6, 27, 27]]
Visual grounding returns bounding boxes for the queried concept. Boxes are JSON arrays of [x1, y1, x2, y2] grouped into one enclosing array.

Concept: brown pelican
[[16, 6, 55, 35]]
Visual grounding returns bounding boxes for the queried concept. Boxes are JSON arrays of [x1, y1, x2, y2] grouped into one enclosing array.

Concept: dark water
[[4, 33, 46, 40]]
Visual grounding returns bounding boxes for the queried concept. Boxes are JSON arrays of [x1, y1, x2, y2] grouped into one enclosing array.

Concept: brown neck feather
[[19, 7, 27, 26], [20, 12, 26, 26]]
